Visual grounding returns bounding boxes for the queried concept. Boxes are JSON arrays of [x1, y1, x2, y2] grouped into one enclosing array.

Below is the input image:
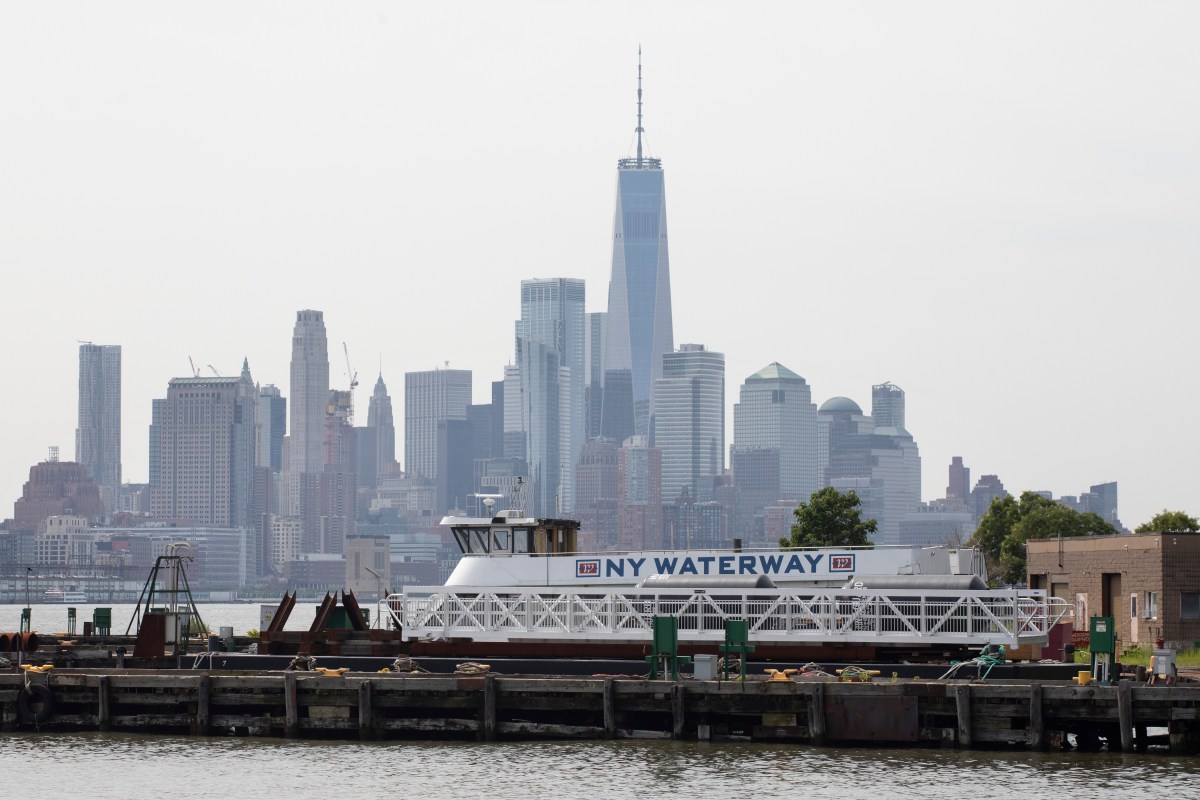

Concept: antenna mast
[[636, 46, 644, 163]]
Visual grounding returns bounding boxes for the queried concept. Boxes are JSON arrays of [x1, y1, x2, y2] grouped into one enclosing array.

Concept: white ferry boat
[[384, 509, 1069, 661], [43, 589, 88, 603]]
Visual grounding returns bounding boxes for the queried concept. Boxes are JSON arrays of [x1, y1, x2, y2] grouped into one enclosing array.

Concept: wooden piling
[[482, 674, 497, 742], [953, 684, 972, 748], [1028, 683, 1045, 750], [671, 683, 685, 739], [602, 677, 616, 739], [195, 674, 210, 736], [1117, 681, 1134, 752], [807, 682, 826, 746], [97, 675, 110, 732], [358, 679, 373, 740], [284, 673, 299, 738]]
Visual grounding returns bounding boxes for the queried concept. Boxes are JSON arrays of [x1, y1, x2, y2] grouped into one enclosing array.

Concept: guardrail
[[385, 587, 1071, 647]]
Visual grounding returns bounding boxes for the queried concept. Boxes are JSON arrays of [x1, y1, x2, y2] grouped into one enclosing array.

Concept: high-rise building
[[256, 384, 286, 472], [150, 373, 258, 534], [148, 398, 166, 490], [288, 310, 329, 476], [75, 343, 121, 512], [818, 390, 921, 546], [946, 456, 971, 507], [732, 362, 819, 508], [603, 52, 674, 440], [584, 312, 608, 441], [618, 435, 662, 551], [575, 439, 620, 550], [404, 368, 471, 486], [514, 277, 586, 516], [650, 344, 724, 502], [367, 373, 397, 479]]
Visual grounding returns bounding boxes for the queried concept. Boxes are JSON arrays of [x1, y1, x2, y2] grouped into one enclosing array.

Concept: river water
[[0, 733, 1194, 799]]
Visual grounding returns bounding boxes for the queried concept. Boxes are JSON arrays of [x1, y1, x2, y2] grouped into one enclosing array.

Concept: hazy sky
[[2, 2, 1197, 529]]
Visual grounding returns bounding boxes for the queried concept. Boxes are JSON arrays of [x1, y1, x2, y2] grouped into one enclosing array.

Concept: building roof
[[819, 396, 863, 414], [748, 362, 805, 382]]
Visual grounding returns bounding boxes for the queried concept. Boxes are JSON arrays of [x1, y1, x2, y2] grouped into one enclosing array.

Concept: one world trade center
[[602, 51, 674, 442]]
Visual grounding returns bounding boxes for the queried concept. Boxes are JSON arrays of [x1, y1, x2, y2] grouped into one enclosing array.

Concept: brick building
[[1026, 532, 1200, 650]]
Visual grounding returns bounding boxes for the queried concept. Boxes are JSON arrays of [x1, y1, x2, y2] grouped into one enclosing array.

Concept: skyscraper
[[150, 373, 257, 531], [75, 343, 121, 512], [288, 310, 329, 476], [404, 368, 472, 486], [650, 344, 724, 502], [256, 384, 286, 472], [732, 362, 819, 507], [515, 277, 585, 516], [367, 373, 397, 480], [603, 52, 673, 440]]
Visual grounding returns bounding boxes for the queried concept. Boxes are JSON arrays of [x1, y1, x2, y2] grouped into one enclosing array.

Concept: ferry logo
[[576, 559, 601, 578], [829, 555, 856, 572]]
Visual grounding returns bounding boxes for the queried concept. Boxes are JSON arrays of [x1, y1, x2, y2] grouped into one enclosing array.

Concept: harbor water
[[1, 734, 1196, 799]]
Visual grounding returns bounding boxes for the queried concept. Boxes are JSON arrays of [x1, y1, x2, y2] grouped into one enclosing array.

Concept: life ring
[[17, 684, 54, 725]]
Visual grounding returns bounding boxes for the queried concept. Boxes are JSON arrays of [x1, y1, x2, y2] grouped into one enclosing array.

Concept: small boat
[[43, 589, 88, 603]]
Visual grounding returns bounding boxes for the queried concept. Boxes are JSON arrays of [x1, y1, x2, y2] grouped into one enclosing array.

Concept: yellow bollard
[[1074, 670, 1092, 685]]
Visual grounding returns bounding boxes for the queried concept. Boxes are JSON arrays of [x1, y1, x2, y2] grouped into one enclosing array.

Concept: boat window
[[453, 528, 470, 553], [469, 528, 490, 554], [492, 528, 511, 552], [512, 527, 532, 554]]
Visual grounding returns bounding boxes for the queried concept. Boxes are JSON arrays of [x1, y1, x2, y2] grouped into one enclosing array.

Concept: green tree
[[969, 491, 1116, 585], [1135, 510, 1200, 533], [780, 487, 877, 549]]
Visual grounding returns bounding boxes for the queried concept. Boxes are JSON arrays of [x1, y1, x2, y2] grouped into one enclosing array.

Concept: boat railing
[[384, 587, 1070, 647]]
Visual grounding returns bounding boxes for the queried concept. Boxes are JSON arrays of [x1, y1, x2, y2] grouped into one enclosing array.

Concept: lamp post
[[365, 566, 384, 629]]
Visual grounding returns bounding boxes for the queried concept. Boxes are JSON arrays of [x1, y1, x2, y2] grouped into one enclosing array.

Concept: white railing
[[385, 587, 1071, 648]]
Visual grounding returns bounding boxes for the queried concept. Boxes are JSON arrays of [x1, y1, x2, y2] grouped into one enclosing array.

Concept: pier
[[3, 670, 1199, 753]]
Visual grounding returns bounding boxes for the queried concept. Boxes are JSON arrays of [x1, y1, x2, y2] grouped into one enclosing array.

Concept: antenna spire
[[636, 46, 644, 163]]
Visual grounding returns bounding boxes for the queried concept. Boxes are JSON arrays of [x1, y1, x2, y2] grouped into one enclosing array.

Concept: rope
[[454, 662, 491, 675], [285, 655, 318, 671], [387, 657, 427, 673], [938, 645, 1006, 681], [838, 665, 873, 682]]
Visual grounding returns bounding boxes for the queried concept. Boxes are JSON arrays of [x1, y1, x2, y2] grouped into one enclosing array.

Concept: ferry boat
[[384, 505, 1070, 662], [43, 589, 88, 603]]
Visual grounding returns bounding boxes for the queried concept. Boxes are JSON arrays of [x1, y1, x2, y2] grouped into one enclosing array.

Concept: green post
[[20, 607, 31, 635]]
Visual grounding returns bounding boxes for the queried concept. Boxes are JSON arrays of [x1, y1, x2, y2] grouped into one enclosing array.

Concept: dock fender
[[17, 684, 55, 725]]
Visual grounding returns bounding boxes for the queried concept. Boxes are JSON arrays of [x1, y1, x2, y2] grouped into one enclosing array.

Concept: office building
[[405, 368, 472, 488], [732, 362, 819, 510], [514, 277, 585, 516], [75, 343, 121, 512], [150, 373, 258, 535], [288, 310, 329, 475], [650, 344, 724, 502]]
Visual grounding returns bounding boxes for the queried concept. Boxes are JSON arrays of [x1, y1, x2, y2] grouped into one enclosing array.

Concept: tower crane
[[343, 343, 358, 391]]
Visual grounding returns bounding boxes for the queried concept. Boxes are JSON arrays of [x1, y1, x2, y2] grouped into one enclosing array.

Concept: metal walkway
[[386, 587, 1071, 648]]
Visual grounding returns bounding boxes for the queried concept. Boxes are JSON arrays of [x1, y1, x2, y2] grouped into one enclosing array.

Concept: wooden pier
[[2, 670, 1199, 753]]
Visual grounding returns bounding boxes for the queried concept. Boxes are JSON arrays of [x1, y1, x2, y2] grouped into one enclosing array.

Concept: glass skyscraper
[[650, 344, 724, 502], [76, 343, 121, 512], [515, 277, 585, 516], [603, 54, 673, 441]]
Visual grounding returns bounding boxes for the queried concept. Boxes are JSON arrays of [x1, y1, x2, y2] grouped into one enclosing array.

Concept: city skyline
[[1, 5, 1197, 530]]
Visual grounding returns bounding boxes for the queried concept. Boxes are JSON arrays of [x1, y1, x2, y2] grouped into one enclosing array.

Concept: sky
[[1, 2, 1197, 530]]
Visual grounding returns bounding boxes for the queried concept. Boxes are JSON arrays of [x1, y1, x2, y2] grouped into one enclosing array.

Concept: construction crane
[[343, 343, 358, 391], [188, 357, 200, 377], [208, 365, 222, 377]]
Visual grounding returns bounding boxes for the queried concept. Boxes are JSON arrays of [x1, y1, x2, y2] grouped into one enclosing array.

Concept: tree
[[780, 487, 877, 549], [1136, 510, 1200, 533], [969, 491, 1116, 585]]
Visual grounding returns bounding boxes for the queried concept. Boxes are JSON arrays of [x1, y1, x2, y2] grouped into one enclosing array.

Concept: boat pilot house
[[450, 516, 579, 557], [1026, 531, 1200, 651]]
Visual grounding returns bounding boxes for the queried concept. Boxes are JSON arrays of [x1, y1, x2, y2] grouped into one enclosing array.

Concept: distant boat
[[44, 589, 87, 603]]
